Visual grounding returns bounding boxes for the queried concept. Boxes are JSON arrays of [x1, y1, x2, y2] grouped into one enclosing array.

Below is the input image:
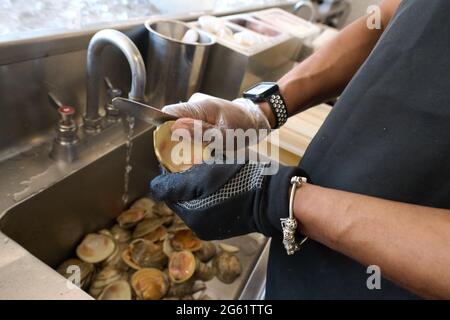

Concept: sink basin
[[0, 127, 158, 268]]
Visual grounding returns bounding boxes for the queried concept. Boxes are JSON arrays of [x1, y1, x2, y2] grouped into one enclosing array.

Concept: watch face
[[245, 83, 276, 96]]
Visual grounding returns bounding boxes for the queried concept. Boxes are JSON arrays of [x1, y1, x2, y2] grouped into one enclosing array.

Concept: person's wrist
[[257, 101, 277, 129], [293, 183, 315, 237]]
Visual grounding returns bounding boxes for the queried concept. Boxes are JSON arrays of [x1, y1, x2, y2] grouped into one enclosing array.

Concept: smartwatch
[[243, 82, 288, 129]]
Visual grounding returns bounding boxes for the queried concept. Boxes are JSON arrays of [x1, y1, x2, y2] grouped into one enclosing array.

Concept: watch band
[[268, 93, 288, 129]]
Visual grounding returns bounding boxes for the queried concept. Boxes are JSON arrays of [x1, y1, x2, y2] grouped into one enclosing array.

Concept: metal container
[[190, 14, 302, 100], [144, 19, 215, 107]]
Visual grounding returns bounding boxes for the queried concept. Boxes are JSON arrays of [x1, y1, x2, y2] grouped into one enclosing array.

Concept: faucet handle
[[57, 106, 76, 123], [104, 77, 123, 121]]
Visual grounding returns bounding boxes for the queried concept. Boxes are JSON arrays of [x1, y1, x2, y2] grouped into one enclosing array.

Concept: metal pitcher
[[144, 19, 215, 107]]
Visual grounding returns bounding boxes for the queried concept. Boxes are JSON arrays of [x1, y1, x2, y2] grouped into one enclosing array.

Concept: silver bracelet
[[281, 176, 309, 255]]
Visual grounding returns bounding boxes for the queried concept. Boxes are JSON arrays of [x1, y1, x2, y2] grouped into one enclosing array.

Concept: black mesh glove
[[149, 163, 309, 240]]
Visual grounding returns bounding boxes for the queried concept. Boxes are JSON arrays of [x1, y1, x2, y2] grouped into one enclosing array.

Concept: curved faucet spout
[[85, 29, 146, 131]]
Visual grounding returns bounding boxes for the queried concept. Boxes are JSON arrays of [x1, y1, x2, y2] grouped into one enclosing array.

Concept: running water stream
[[122, 115, 135, 207]]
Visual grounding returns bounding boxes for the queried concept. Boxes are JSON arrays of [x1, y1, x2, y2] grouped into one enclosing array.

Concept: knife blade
[[112, 97, 178, 126]]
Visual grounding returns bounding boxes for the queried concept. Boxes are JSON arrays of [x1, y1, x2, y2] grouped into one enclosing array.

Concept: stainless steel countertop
[[0, 232, 91, 299]]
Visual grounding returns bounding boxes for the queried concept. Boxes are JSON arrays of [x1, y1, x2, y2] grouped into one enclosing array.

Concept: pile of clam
[[56, 197, 242, 300]]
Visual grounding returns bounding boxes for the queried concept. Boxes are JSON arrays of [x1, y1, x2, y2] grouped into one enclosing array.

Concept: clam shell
[[110, 224, 131, 243], [132, 216, 171, 239], [142, 226, 167, 243], [168, 250, 196, 284], [213, 252, 241, 284], [56, 258, 95, 290], [153, 120, 209, 173], [195, 242, 217, 263], [130, 239, 167, 270], [219, 243, 240, 254], [98, 280, 132, 300], [76, 233, 116, 264], [131, 268, 168, 300], [131, 197, 158, 218], [171, 229, 202, 252], [117, 208, 146, 229]]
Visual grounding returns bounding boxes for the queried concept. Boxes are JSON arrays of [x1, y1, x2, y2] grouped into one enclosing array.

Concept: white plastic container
[[253, 8, 321, 45]]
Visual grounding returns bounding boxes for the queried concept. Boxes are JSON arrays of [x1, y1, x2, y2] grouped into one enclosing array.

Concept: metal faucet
[[84, 29, 146, 132]]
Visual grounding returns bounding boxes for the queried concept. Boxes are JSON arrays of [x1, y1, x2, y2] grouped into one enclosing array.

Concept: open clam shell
[[122, 239, 167, 270], [171, 229, 203, 252], [153, 120, 210, 173], [168, 250, 197, 284]]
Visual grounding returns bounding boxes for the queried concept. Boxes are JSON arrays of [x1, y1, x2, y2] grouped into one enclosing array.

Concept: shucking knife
[[112, 97, 178, 126]]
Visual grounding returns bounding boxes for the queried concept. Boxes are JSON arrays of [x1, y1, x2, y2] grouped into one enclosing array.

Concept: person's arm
[[164, 0, 402, 131], [260, 0, 403, 127], [294, 183, 450, 299]]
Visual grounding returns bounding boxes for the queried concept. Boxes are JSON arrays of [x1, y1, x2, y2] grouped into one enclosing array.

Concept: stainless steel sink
[[0, 125, 158, 268], [0, 122, 268, 299]]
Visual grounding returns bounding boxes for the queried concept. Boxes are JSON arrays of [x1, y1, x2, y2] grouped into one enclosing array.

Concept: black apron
[[266, 0, 450, 299]]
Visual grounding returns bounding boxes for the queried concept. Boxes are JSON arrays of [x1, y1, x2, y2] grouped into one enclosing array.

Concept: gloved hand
[[149, 162, 310, 240], [162, 97, 271, 145]]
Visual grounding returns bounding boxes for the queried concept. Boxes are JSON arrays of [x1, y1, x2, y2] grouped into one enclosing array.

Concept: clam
[[195, 241, 217, 262], [142, 226, 167, 243], [153, 120, 210, 173], [131, 197, 158, 218], [167, 279, 206, 297], [122, 239, 168, 270], [110, 224, 131, 243], [89, 266, 124, 298], [171, 229, 202, 252], [103, 242, 129, 270], [195, 258, 214, 282], [57, 258, 95, 290], [130, 239, 167, 269], [131, 268, 169, 300], [154, 202, 174, 217], [167, 215, 189, 233], [213, 252, 241, 284], [132, 216, 172, 239], [76, 233, 116, 264], [98, 280, 132, 300], [219, 243, 240, 254], [168, 250, 196, 284], [98, 229, 113, 238], [163, 234, 175, 257], [117, 208, 146, 229]]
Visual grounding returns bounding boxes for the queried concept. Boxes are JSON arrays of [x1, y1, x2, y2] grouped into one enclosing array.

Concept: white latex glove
[[162, 97, 271, 146]]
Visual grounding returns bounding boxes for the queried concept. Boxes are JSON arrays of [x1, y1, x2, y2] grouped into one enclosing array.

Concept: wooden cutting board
[[250, 103, 332, 166]]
